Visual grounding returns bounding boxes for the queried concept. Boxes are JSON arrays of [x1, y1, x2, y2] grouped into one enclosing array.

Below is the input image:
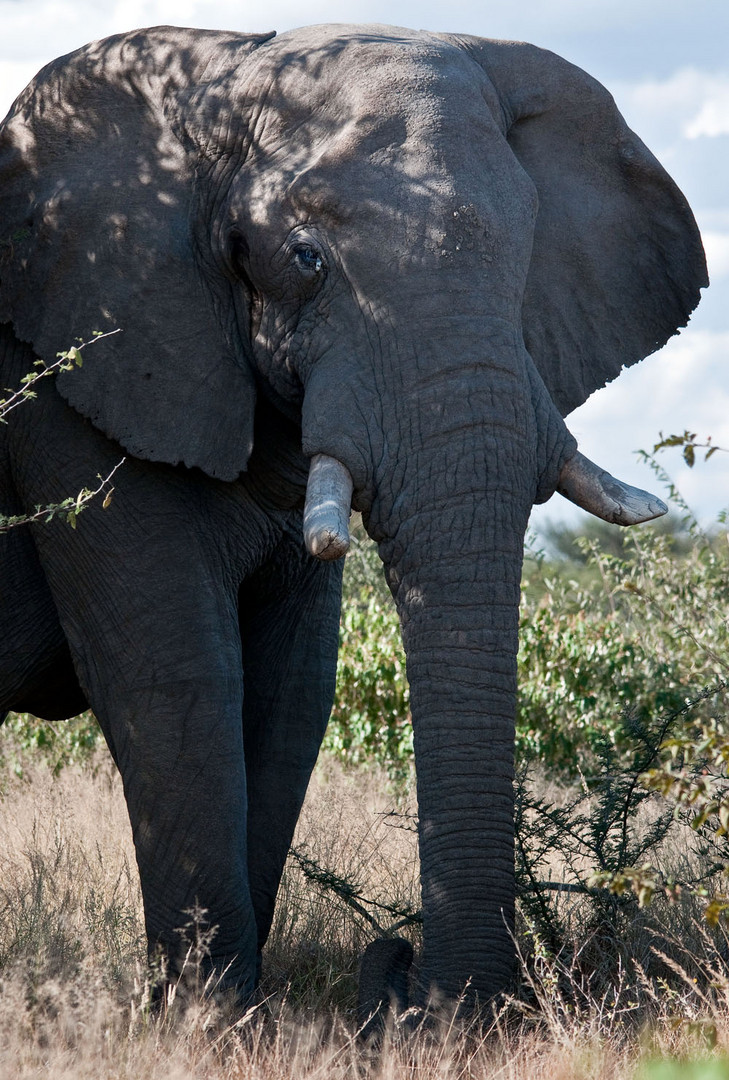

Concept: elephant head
[[0, 24, 706, 1003]]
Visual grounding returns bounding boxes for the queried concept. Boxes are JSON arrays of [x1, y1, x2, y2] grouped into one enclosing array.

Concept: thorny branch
[[1, 330, 125, 530], [0, 457, 126, 534], [0, 329, 121, 421], [289, 846, 422, 936]]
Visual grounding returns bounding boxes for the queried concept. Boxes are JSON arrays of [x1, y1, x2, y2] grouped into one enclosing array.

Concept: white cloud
[[0, 61, 45, 119], [703, 233, 729, 281], [611, 69, 729, 151], [685, 82, 729, 138], [571, 330, 729, 443]]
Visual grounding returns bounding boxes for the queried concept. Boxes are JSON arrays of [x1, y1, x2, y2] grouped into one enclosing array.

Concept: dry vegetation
[[3, 753, 729, 1078]]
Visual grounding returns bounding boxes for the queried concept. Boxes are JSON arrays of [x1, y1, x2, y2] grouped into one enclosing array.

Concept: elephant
[[0, 23, 707, 1008]]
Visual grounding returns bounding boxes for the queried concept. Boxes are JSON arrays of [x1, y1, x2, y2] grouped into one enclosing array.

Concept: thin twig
[[0, 329, 121, 421], [0, 457, 126, 533], [289, 847, 422, 933]]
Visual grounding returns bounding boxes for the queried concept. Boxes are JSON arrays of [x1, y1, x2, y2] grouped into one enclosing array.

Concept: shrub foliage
[[518, 519, 729, 772], [4, 492, 729, 785]]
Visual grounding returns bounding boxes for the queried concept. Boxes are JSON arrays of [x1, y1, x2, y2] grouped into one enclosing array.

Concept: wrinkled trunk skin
[[385, 483, 528, 1000], [371, 343, 546, 1003], [400, 544, 524, 1001], [305, 288, 573, 1001]]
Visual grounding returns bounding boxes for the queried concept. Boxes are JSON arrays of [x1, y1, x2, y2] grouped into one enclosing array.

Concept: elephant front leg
[[238, 530, 343, 978], [31, 514, 260, 1003], [110, 675, 258, 1001]]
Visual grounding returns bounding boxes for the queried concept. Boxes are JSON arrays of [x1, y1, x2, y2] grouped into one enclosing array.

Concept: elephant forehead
[[235, 30, 520, 232], [246, 26, 493, 154]]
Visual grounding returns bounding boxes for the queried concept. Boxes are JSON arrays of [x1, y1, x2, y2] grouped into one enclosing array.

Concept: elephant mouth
[[302, 448, 667, 560]]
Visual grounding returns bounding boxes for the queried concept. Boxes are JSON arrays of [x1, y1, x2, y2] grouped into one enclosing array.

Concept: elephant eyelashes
[[292, 245, 325, 280], [227, 230, 325, 295]]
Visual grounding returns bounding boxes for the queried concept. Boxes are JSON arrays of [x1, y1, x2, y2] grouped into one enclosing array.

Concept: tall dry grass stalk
[[3, 756, 729, 1078]]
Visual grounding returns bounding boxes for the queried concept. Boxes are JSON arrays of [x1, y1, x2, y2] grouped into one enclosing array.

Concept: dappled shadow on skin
[[0, 27, 274, 476], [0, 20, 464, 337], [191, 25, 478, 232], [0, 23, 490, 480]]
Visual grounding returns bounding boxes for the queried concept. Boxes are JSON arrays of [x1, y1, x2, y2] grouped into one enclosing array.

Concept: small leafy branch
[[653, 431, 727, 469], [0, 330, 125, 530], [0, 329, 120, 422], [591, 682, 729, 926], [644, 710, 729, 834], [0, 457, 125, 533]]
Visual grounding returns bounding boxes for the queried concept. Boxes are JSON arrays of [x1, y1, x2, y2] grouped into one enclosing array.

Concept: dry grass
[[3, 756, 729, 1078]]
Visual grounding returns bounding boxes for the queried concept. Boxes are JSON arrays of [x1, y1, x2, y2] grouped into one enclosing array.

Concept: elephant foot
[[356, 936, 414, 1041]]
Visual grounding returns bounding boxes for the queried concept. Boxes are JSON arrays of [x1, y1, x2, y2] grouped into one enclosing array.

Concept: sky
[[1, 0, 727, 534]]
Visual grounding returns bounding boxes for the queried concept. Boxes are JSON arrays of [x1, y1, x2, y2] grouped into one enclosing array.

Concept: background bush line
[[329, 500, 729, 779], [4, 496, 728, 782]]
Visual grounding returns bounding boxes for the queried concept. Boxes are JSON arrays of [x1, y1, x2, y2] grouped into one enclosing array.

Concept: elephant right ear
[[0, 27, 275, 480], [447, 35, 708, 416]]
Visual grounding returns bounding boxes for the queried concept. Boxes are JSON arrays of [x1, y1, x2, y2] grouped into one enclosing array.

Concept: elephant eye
[[293, 245, 325, 279]]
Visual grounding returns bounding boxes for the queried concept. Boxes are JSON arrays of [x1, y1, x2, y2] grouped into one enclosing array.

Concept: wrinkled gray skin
[[0, 24, 706, 1006]]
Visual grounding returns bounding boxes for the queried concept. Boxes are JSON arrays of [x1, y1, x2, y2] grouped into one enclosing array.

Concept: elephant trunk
[[359, 344, 544, 1001], [300, 329, 666, 1005], [384, 490, 527, 1001]]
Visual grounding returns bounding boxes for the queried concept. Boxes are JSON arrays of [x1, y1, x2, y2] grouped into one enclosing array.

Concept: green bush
[[328, 507, 729, 780], [518, 519, 729, 774], [324, 524, 411, 774], [1, 711, 102, 777], [4, 498, 728, 785]]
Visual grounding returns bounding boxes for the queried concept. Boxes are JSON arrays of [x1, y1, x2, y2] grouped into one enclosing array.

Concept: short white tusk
[[557, 451, 668, 525], [304, 454, 353, 560]]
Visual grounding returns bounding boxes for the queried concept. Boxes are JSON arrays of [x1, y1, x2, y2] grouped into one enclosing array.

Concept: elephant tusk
[[557, 451, 668, 525], [304, 454, 353, 559]]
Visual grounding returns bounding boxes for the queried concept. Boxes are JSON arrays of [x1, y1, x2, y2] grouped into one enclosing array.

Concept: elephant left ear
[[445, 35, 708, 416], [0, 27, 274, 480]]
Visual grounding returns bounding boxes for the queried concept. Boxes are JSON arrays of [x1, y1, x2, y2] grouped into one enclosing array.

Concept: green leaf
[[705, 899, 729, 927]]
